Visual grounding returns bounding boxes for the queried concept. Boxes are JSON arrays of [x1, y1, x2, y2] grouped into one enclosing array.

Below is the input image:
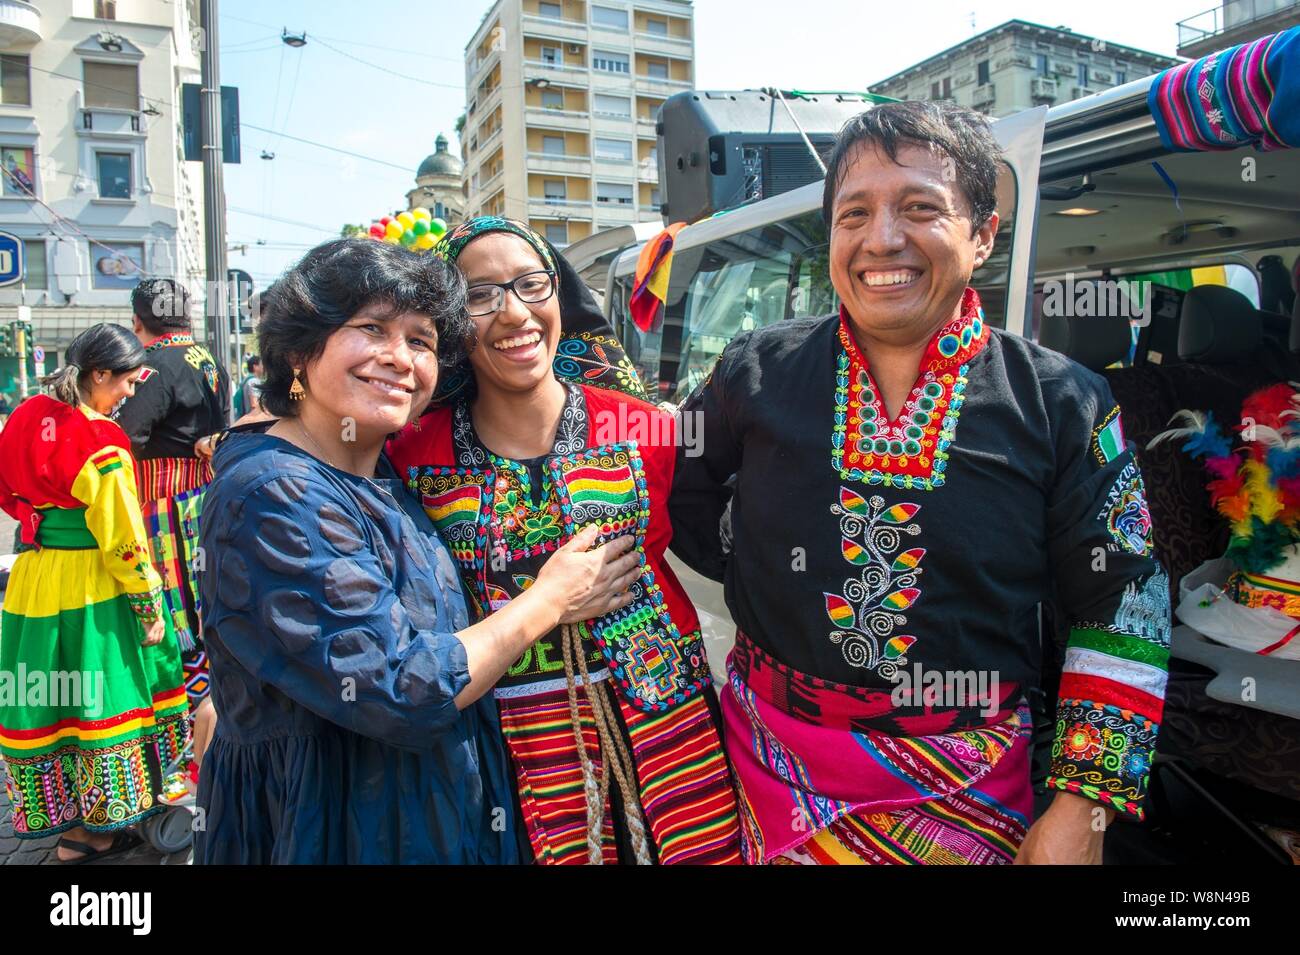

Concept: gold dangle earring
[[289, 367, 306, 401]]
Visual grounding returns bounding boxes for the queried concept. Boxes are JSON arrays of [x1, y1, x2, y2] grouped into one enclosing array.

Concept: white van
[[584, 70, 1300, 861]]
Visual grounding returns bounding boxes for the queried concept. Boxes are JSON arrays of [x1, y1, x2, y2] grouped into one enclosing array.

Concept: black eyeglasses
[[465, 270, 556, 317]]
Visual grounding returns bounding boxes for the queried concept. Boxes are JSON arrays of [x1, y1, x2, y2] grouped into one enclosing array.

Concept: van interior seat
[[1037, 309, 1131, 372], [1101, 286, 1280, 598], [1133, 284, 1186, 367]]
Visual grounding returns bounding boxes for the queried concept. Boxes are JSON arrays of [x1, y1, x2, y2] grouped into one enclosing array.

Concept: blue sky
[[220, 0, 1205, 290]]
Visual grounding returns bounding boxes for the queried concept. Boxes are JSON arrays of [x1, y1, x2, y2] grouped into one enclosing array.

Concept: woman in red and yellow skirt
[[0, 324, 189, 862]]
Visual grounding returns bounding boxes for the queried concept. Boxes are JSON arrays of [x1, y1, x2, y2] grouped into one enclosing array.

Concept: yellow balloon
[[412, 207, 432, 221], [414, 233, 436, 250], [396, 212, 416, 230], [385, 221, 404, 240]]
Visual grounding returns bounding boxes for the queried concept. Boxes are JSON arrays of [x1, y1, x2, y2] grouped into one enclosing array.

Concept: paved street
[[0, 510, 184, 865]]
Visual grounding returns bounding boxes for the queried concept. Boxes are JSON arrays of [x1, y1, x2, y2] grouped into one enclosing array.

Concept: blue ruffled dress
[[194, 431, 518, 864]]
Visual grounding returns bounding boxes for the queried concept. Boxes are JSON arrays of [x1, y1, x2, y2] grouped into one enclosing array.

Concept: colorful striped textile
[[721, 631, 1032, 865], [619, 692, 742, 864], [137, 456, 211, 654], [498, 681, 741, 864], [135, 455, 210, 501], [498, 683, 619, 864], [1148, 25, 1300, 152]]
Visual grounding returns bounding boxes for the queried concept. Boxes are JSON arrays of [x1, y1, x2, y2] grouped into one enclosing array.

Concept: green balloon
[[429, 218, 447, 237], [412, 219, 430, 236], [400, 230, 417, 246]]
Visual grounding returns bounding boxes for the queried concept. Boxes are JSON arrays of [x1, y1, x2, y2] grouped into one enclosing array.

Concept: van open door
[[986, 105, 1048, 339]]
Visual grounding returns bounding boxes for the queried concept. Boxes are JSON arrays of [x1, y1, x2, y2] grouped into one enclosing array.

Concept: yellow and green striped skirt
[[0, 508, 190, 838]]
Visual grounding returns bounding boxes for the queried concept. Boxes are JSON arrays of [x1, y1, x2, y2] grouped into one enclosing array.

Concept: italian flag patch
[[1092, 408, 1126, 465]]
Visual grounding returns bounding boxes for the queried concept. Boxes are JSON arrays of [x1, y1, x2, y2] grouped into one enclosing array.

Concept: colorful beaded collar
[[144, 333, 195, 352], [832, 287, 989, 491]]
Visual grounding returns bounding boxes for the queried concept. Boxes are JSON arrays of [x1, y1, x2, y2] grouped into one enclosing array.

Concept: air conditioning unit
[[1030, 76, 1057, 100], [566, 44, 582, 54], [1072, 86, 1093, 98]]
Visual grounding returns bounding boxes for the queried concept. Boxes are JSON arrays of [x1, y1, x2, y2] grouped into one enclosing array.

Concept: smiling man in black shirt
[[671, 102, 1169, 865]]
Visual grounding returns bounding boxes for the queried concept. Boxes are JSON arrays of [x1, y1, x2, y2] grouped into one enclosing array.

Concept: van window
[[1122, 263, 1260, 309], [633, 207, 835, 402]]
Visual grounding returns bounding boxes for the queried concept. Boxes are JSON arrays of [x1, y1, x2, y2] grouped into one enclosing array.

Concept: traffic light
[[0, 323, 13, 358]]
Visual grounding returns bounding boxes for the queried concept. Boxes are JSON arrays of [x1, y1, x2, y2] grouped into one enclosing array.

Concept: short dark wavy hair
[[822, 100, 1002, 235], [132, 278, 193, 335], [258, 239, 471, 417]]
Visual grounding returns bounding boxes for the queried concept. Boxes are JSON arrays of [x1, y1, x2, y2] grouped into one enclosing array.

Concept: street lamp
[[281, 29, 307, 48]]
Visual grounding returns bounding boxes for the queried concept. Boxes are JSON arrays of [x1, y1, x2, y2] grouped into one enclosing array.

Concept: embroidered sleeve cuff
[[1047, 626, 1168, 820], [126, 587, 164, 624]]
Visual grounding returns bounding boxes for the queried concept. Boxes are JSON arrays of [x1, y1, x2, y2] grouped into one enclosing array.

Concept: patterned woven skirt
[[497, 679, 742, 865], [137, 456, 209, 667], [0, 511, 190, 838], [723, 630, 1033, 865]]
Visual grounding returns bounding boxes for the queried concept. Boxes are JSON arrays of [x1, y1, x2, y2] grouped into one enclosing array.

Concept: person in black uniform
[[116, 279, 229, 756]]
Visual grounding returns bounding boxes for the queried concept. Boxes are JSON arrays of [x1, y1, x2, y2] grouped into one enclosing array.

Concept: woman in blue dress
[[194, 239, 640, 864]]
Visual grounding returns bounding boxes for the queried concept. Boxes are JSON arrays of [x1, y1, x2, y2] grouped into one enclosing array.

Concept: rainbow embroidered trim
[[831, 290, 988, 491]]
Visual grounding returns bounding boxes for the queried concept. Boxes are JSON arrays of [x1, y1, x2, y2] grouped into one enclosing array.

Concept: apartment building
[[869, 20, 1178, 119], [462, 0, 694, 248], [0, 0, 204, 370]]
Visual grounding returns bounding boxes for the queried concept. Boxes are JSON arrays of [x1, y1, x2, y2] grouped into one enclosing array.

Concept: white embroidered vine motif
[[825, 487, 926, 677]]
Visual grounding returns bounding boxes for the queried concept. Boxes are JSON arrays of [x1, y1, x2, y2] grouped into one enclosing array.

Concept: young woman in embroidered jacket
[[193, 240, 639, 864], [387, 218, 742, 865]]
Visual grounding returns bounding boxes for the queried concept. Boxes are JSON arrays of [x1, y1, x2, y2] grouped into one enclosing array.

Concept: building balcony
[[525, 105, 591, 130], [0, 0, 40, 47], [527, 151, 593, 175], [633, 31, 691, 56], [467, 48, 501, 91], [1177, 0, 1300, 58], [1030, 76, 1058, 102], [591, 111, 635, 131], [77, 103, 145, 136], [475, 83, 503, 118], [522, 14, 589, 43], [476, 168, 504, 195], [639, 204, 661, 217], [528, 197, 593, 218], [524, 59, 589, 80], [633, 74, 692, 95], [637, 159, 658, 183], [636, 115, 659, 135], [476, 125, 503, 154], [971, 83, 995, 108]]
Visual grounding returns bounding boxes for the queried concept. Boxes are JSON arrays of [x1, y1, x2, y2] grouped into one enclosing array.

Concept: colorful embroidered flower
[[1063, 721, 1103, 762], [1125, 749, 1149, 778], [523, 513, 561, 545]]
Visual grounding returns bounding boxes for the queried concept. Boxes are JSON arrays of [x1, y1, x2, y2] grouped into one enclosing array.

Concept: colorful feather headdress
[[1148, 382, 1300, 574]]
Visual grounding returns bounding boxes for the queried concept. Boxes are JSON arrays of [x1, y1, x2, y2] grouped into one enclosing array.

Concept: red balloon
[[369, 224, 384, 237], [379, 216, 393, 226]]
